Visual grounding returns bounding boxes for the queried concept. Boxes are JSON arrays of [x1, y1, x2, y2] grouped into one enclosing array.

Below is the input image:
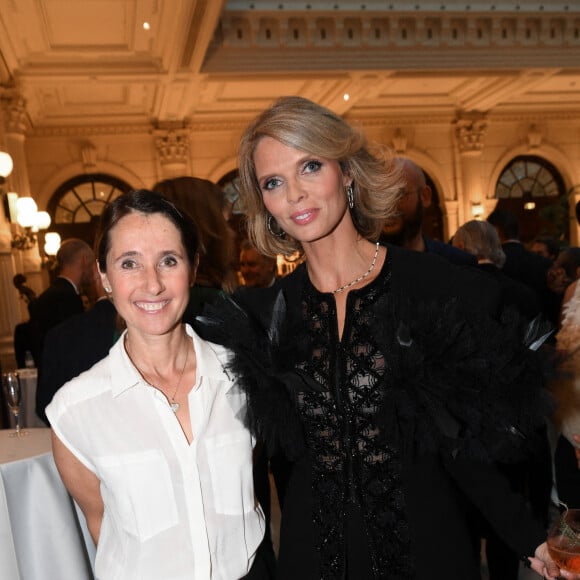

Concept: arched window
[[495, 156, 566, 243], [47, 174, 132, 246]]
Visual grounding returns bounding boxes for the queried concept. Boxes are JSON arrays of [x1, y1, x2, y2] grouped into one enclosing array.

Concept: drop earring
[[347, 184, 354, 209], [267, 214, 286, 238]]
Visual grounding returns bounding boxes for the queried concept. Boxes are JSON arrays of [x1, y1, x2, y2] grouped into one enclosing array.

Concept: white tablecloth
[[0, 428, 95, 580]]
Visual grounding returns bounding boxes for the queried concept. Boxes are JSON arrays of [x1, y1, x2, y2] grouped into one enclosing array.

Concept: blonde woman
[[196, 97, 570, 580]]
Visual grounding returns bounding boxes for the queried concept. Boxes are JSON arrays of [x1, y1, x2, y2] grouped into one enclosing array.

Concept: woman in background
[[153, 176, 239, 318]]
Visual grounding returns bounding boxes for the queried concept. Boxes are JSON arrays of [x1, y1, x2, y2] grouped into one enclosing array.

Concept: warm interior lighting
[[0, 151, 13, 181], [44, 232, 61, 256], [15, 197, 38, 228], [12, 196, 52, 251], [343, 93, 350, 101], [471, 202, 484, 218], [16, 197, 38, 228], [143, 21, 151, 30], [524, 201, 536, 211], [33, 211, 51, 232]]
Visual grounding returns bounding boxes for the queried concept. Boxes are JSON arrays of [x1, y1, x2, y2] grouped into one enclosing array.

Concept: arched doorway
[[494, 156, 567, 244], [47, 174, 133, 247]]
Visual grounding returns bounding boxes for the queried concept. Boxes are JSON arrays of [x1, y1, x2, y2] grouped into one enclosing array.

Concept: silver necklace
[[332, 242, 380, 294], [132, 337, 190, 413]]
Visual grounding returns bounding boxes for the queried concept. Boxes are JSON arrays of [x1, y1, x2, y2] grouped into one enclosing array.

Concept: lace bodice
[[294, 254, 412, 579]]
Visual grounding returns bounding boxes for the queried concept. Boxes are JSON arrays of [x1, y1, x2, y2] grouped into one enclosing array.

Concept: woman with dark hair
[[153, 176, 238, 293], [48, 190, 265, 579], [196, 97, 571, 579]]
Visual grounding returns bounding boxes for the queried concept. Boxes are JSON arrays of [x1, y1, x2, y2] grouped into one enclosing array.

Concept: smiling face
[[253, 136, 352, 245], [99, 210, 195, 340]]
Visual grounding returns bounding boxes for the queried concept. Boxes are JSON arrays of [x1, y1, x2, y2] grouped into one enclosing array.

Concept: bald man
[[381, 158, 476, 266]]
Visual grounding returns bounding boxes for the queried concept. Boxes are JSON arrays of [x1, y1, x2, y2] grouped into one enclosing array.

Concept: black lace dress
[[195, 244, 552, 580]]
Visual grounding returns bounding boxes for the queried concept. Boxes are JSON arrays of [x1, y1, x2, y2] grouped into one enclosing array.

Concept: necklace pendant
[[170, 402, 180, 413]]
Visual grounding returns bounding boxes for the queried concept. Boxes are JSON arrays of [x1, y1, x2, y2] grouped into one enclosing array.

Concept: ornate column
[[153, 127, 191, 181], [0, 92, 37, 368], [453, 113, 488, 227]]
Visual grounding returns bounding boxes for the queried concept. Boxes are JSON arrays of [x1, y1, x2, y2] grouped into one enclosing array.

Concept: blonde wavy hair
[[238, 96, 403, 257]]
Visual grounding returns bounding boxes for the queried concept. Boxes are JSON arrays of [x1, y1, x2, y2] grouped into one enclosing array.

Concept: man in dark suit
[[381, 157, 477, 267], [36, 273, 119, 425], [27, 238, 94, 366], [487, 208, 560, 325]]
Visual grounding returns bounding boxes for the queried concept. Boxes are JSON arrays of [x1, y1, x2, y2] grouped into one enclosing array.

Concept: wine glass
[[2, 372, 27, 437], [547, 508, 580, 573]]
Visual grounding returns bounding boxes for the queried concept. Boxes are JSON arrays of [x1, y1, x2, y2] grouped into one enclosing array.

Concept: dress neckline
[[303, 243, 391, 298]]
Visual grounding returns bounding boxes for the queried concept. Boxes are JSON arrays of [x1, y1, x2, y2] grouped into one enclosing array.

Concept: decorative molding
[[1, 94, 28, 135], [527, 124, 543, 149], [454, 115, 488, 154], [80, 143, 98, 170], [391, 129, 408, 154], [206, 10, 580, 72], [154, 129, 191, 170], [30, 124, 152, 138]]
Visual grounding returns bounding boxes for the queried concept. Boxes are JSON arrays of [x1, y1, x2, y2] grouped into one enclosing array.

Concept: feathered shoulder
[[371, 291, 555, 463], [194, 271, 312, 459]]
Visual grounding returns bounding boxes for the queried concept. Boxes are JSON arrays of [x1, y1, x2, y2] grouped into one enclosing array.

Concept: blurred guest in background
[[488, 208, 561, 326], [453, 219, 542, 320], [12, 273, 37, 306], [36, 264, 119, 425], [240, 239, 278, 288], [381, 157, 477, 266], [530, 236, 559, 262], [27, 238, 94, 366], [12, 273, 37, 368], [153, 176, 238, 320]]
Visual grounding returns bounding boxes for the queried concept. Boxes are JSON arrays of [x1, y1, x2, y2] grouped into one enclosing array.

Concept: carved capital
[[454, 116, 488, 155], [81, 143, 98, 170], [527, 124, 543, 149], [1, 93, 28, 135], [154, 129, 190, 168], [391, 129, 408, 154]]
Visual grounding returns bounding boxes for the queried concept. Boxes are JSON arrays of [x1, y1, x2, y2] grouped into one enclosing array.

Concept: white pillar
[[453, 113, 488, 228]]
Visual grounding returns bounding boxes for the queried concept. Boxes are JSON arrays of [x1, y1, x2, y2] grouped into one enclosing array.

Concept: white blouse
[[47, 324, 265, 580]]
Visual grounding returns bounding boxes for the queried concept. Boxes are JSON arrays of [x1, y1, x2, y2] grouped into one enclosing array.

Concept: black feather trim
[[370, 294, 555, 463], [195, 292, 312, 459]]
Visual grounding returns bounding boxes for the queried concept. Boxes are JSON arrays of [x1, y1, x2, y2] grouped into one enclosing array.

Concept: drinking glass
[[2, 372, 27, 437], [548, 508, 580, 573]]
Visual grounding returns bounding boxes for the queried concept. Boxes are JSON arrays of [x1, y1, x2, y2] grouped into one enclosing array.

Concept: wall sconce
[[0, 151, 14, 219], [0, 151, 13, 183], [11, 196, 52, 250], [43, 231, 61, 269], [471, 202, 484, 219]]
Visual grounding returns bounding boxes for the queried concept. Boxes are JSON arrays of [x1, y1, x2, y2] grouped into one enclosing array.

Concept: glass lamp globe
[[0, 151, 13, 179], [16, 197, 39, 228]]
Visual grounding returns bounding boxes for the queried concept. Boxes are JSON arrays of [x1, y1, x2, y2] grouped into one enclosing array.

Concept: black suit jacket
[[477, 262, 542, 321], [36, 298, 118, 424], [28, 277, 84, 365], [501, 241, 560, 324]]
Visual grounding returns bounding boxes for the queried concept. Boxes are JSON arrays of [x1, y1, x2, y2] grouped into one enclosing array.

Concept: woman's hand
[[528, 542, 580, 579]]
